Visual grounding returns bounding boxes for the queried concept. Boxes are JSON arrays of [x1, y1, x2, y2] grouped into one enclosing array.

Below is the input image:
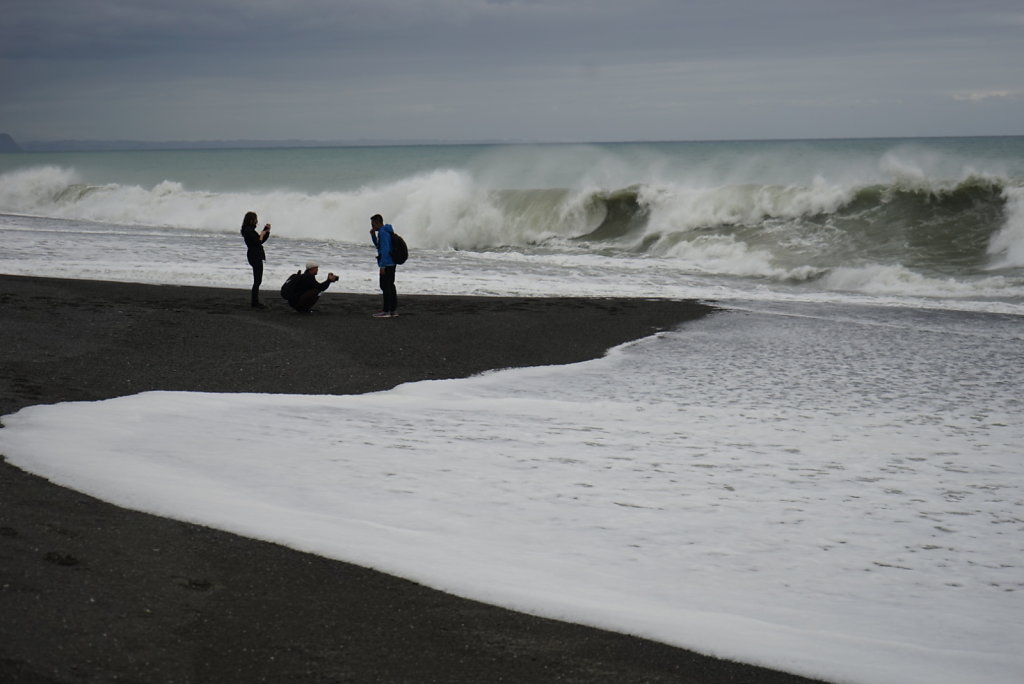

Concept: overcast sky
[[2, 0, 1022, 143]]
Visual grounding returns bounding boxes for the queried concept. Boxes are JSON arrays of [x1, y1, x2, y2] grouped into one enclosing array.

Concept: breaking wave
[[1, 139, 1022, 305]]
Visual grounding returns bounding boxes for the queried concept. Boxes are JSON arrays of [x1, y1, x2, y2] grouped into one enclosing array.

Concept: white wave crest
[[639, 178, 853, 235], [878, 145, 1014, 192], [0, 165, 83, 212], [821, 264, 1021, 299], [662, 234, 824, 281], [987, 185, 1024, 268]]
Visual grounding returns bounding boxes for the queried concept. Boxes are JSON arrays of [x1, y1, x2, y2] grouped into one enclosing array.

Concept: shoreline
[[0, 275, 824, 683]]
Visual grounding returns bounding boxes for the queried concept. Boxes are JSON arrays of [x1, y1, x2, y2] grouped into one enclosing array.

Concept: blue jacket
[[372, 223, 396, 268]]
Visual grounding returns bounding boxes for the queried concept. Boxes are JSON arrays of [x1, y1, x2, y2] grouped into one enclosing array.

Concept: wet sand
[[0, 274, 825, 683]]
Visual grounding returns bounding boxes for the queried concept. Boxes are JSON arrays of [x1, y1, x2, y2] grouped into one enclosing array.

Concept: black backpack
[[280, 270, 302, 300], [390, 233, 409, 265]]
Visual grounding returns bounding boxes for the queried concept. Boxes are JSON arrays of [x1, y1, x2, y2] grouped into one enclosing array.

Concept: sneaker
[[388, 311, 399, 318], [372, 311, 391, 318], [251, 302, 267, 309]]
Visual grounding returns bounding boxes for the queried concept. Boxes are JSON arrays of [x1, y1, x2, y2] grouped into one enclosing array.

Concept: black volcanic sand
[[0, 274, 825, 683]]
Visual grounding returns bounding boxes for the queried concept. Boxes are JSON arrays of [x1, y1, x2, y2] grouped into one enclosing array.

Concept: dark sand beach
[[0, 274, 825, 683]]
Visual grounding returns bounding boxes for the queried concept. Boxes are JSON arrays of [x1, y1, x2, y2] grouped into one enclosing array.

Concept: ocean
[[1, 138, 1022, 684], [0, 137, 1022, 307]]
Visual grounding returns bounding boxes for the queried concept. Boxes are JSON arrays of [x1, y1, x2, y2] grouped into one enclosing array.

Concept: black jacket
[[293, 270, 332, 296], [241, 225, 268, 262]]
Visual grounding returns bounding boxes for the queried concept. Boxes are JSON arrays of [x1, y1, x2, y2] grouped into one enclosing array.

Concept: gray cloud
[[2, 0, 1022, 142]]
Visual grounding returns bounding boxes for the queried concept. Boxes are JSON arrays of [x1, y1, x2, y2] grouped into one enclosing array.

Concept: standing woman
[[240, 211, 271, 308]]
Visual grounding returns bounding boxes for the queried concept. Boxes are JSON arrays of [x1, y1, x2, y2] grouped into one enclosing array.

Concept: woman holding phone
[[240, 211, 271, 308]]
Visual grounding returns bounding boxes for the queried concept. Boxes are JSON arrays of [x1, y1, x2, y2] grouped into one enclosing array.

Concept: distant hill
[[0, 133, 23, 152]]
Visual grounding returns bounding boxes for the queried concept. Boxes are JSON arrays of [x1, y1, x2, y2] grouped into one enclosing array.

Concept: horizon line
[[5, 132, 1024, 153]]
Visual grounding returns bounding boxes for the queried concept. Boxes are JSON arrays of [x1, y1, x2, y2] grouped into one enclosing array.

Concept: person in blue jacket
[[369, 213, 398, 318]]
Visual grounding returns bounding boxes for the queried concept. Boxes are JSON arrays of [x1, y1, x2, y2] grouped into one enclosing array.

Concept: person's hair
[[242, 211, 258, 229], [370, 214, 383, 223]]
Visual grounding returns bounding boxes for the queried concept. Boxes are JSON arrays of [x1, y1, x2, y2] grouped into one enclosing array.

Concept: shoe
[[251, 302, 267, 309], [372, 311, 391, 318], [388, 312, 399, 318]]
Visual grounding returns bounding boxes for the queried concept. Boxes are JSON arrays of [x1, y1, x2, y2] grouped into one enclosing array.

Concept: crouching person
[[284, 261, 339, 312]]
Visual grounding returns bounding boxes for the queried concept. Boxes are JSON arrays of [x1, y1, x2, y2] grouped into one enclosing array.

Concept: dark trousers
[[379, 266, 397, 313], [248, 256, 263, 305], [291, 288, 320, 312]]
